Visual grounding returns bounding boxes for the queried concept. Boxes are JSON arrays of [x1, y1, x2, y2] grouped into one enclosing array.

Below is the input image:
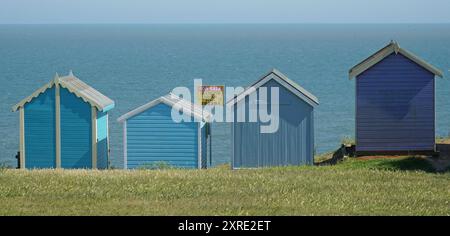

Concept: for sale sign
[[197, 85, 224, 105]]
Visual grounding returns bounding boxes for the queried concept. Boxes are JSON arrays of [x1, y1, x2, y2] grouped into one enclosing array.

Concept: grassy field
[[0, 157, 449, 216]]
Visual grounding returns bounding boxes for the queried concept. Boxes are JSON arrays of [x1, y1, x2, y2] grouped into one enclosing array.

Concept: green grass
[[0, 157, 449, 216]]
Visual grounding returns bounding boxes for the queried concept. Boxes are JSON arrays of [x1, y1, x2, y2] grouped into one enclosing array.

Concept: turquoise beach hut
[[12, 71, 114, 169], [117, 93, 211, 169]]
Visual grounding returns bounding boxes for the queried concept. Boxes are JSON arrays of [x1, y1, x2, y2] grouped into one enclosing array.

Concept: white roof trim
[[117, 93, 212, 123], [226, 69, 319, 107], [12, 75, 57, 112], [349, 41, 443, 79], [58, 76, 104, 109]]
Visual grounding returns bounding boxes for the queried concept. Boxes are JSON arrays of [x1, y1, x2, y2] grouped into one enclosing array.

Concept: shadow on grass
[[315, 148, 449, 173], [369, 157, 438, 173]]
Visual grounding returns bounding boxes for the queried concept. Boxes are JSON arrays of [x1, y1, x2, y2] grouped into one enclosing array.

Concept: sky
[[1, 0, 450, 24]]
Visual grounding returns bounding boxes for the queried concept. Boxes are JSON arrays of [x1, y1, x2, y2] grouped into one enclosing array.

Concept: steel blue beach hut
[[227, 69, 319, 168], [349, 41, 443, 154], [117, 93, 212, 169], [12, 72, 115, 169]]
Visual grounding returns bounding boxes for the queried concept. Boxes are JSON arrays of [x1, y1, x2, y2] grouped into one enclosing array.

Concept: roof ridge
[[226, 69, 319, 107], [118, 94, 211, 123], [12, 72, 114, 112], [349, 41, 443, 79]]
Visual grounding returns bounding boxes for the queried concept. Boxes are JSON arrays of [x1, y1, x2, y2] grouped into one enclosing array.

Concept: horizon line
[[1, 22, 450, 25]]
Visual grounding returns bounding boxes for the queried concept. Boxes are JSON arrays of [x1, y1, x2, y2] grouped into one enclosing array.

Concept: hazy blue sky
[[1, 0, 449, 24]]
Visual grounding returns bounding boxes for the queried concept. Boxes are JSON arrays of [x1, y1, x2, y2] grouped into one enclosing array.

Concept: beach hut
[[227, 69, 319, 168], [349, 41, 443, 154], [117, 93, 211, 169], [12, 71, 115, 169]]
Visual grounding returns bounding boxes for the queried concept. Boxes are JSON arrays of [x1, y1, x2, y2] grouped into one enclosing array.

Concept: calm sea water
[[1, 24, 449, 168]]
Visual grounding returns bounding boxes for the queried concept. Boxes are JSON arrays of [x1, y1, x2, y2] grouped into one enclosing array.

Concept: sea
[[1, 24, 449, 168]]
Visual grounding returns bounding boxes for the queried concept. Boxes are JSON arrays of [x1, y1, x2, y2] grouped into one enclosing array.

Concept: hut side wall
[[24, 88, 56, 168], [97, 111, 109, 169], [356, 53, 435, 152], [232, 79, 315, 168]]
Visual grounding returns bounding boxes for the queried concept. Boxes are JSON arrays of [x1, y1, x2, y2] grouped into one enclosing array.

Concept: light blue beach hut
[[117, 93, 211, 169], [12, 72, 114, 169], [227, 69, 319, 168]]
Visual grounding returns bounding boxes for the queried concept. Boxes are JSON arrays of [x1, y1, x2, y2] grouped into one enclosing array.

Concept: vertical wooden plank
[[91, 106, 97, 169], [310, 110, 315, 165], [433, 75, 436, 151], [55, 82, 61, 168], [197, 122, 201, 169], [106, 113, 110, 168], [231, 119, 234, 170], [19, 107, 25, 169], [355, 73, 358, 155], [123, 121, 127, 169]]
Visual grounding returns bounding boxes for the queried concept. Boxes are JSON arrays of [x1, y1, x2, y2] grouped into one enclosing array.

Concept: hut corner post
[[209, 123, 212, 168], [91, 106, 97, 169], [19, 107, 25, 169]]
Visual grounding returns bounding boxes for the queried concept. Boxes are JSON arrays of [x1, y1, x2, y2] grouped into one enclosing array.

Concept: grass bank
[[0, 157, 449, 215]]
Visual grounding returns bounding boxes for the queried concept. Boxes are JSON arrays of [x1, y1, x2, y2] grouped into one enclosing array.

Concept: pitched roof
[[349, 41, 443, 79], [226, 69, 319, 107], [117, 93, 212, 123], [12, 71, 115, 112]]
